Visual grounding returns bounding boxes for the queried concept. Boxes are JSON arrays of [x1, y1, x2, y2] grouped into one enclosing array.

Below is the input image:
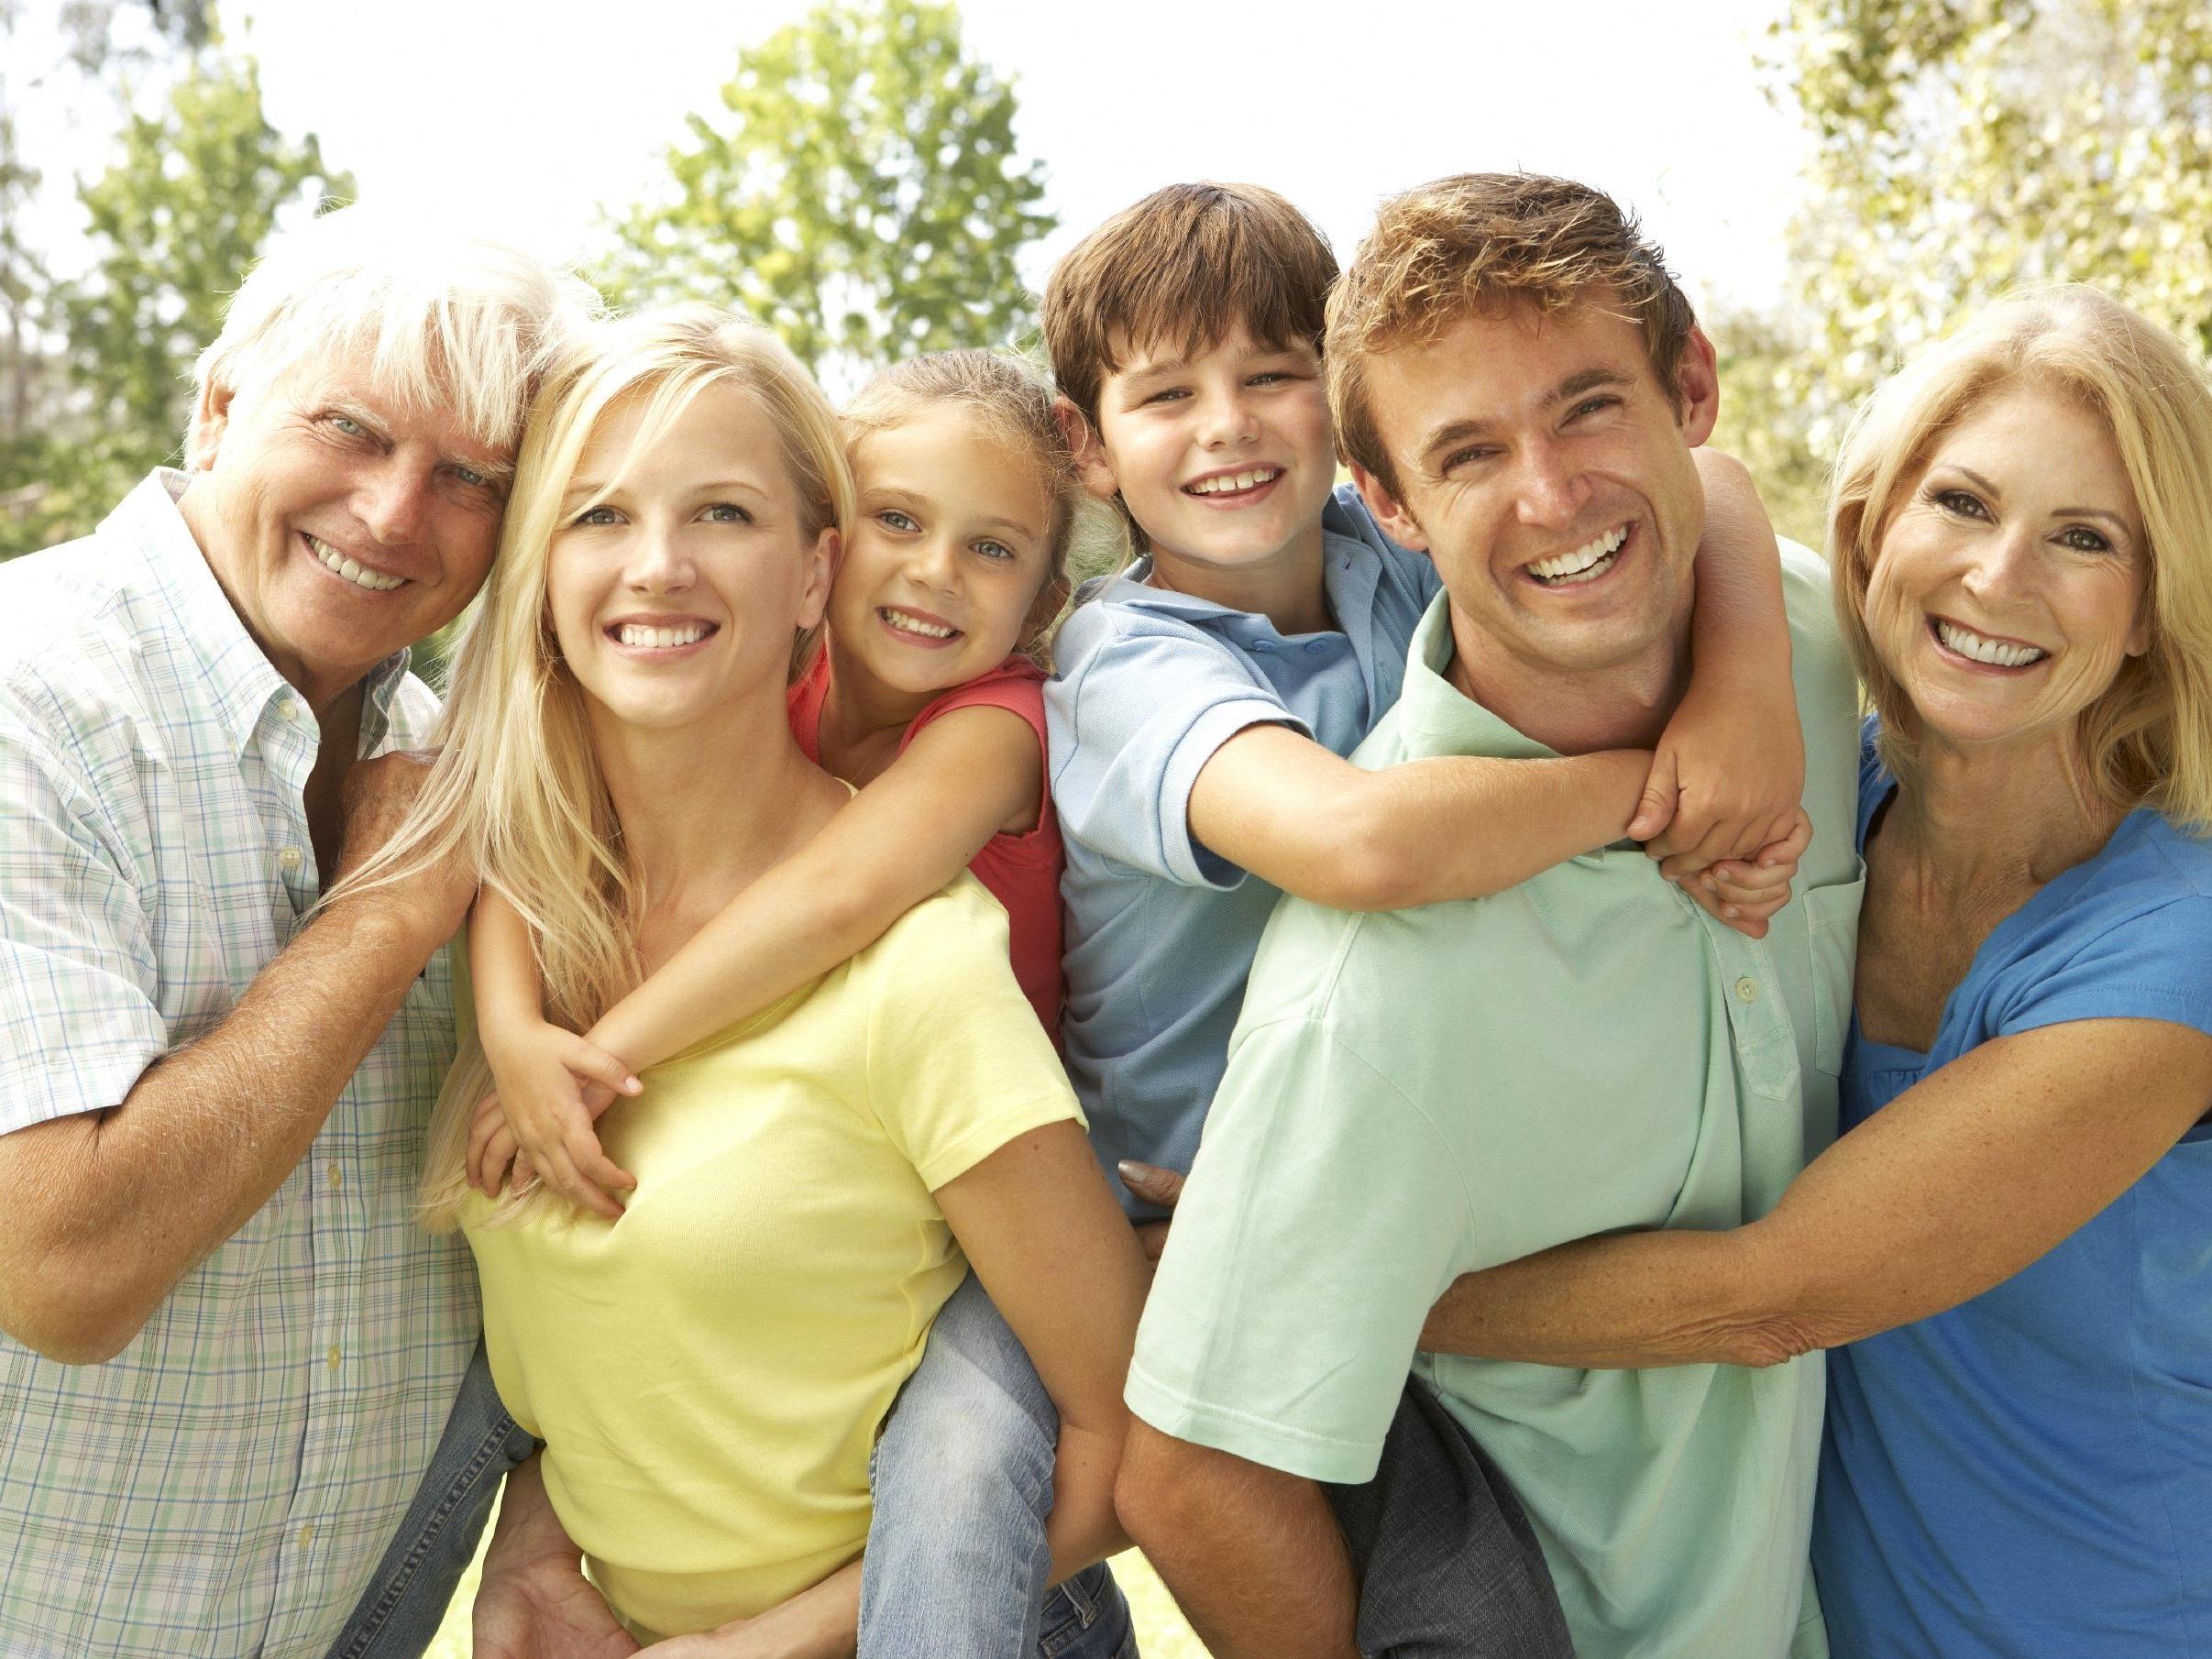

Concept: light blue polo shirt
[[1046, 486, 1439, 1214], [1815, 728, 2212, 1659]]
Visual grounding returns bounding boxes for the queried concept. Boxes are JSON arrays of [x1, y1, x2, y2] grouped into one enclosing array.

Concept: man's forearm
[[0, 893, 446, 1359], [1117, 1422, 1360, 1659]]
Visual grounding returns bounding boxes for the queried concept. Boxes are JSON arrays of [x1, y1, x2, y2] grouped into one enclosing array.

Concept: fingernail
[[1723, 905, 1740, 917], [623, 1076, 643, 1093]]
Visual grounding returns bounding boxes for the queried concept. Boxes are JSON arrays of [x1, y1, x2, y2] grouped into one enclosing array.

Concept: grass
[[424, 1499, 1210, 1658]]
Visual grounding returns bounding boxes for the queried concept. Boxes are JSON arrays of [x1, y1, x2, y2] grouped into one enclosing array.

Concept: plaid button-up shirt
[[0, 473, 478, 1658]]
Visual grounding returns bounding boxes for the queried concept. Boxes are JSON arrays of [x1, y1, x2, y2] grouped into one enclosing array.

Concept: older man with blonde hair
[[0, 208, 611, 1658]]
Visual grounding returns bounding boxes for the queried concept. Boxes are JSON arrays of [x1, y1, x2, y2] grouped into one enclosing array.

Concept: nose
[[623, 519, 694, 592], [1196, 384, 1260, 451], [906, 532, 963, 596], [1512, 437, 1589, 529], [359, 461, 434, 547], [1959, 522, 2036, 604]]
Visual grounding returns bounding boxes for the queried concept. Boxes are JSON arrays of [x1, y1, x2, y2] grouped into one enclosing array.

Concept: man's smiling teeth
[[1530, 524, 1627, 585], [1935, 619, 2047, 667], [880, 608, 959, 639], [615, 623, 711, 648], [306, 533, 405, 592], [1185, 467, 1282, 496]]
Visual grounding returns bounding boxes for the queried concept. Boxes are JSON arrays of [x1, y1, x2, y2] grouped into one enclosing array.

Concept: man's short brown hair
[[1041, 181, 1337, 428], [1326, 173, 1698, 498]]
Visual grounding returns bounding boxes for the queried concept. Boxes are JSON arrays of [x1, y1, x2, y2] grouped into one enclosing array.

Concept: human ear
[[1350, 462, 1428, 553], [1672, 327, 1722, 447], [1056, 396, 1121, 503], [798, 527, 840, 631], [189, 379, 237, 468]]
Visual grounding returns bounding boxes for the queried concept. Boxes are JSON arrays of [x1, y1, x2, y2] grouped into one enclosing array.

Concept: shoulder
[[916, 656, 1045, 731], [848, 872, 1017, 992], [0, 542, 162, 784], [1324, 483, 1436, 596]]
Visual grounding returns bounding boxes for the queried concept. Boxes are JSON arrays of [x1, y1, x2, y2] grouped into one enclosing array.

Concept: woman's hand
[[473, 1453, 642, 1659], [470, 1018, 643, 1218]]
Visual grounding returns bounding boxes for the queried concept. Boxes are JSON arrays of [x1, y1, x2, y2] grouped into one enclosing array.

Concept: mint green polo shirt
[[1128, 544, 1863, 1659]]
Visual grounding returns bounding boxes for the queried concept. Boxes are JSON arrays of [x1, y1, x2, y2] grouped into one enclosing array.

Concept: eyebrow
[[1944, 466, 2134, 534], [562, 476, 771, 502], [1416, 368, 1635, 464], [325, 395, 516, 487]]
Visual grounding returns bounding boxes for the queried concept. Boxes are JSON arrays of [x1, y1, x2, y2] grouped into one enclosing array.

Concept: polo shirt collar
[[1088, 522, 1381, 645], [1393, 591, 1559, 763], [105, 470, 414, 758]]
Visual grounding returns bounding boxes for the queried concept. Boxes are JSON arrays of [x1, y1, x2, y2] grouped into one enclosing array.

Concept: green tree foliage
[[604, 0, 1053, 386], [0, 31, 346, 558], [1766, 0, 2212, 474]]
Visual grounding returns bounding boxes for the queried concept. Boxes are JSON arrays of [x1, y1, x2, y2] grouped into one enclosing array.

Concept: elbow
[[1312, 806, 1432, 914], [1, 1258, 156, 1366], [1114, 1420, 1216, 1558], [1710, 1312, 1827, 1368]]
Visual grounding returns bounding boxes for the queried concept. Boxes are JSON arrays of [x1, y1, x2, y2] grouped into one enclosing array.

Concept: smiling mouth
[[878, 607, 962, 642], [1183, 467, 1283, 500], [609, 621, 718, 649], [1931, 616, 2048, 668], [1527, 523, 1629, 587], [304, 533, 407, 592]]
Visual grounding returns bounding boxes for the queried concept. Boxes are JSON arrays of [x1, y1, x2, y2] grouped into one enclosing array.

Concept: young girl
[[355, 308, 1145, 1654], [463, 345, 1138, 1657]]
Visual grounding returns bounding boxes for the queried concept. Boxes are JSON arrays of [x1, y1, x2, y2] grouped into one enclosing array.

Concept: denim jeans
[[323, 1341, 540, 1659], [1324, 1377, 1574, 1659], [862, 1272, 1137, 1659]]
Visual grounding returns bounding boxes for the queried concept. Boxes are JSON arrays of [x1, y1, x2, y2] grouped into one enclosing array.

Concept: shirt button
[[1250, 640, 1276, 654], [326, 1162, 343, 1188], [1734, 976, 1760, 1003], [1304, 641, 1329, 655], [326, 1345, 343, 1370], [298, 1522, 315, 1547], [279, 846, 303, 872], [277, 698, 300, 722]]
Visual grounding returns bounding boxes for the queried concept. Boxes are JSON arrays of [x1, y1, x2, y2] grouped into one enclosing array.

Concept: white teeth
[[1935, 620, 2047, 667], [1186, 467, 1282, 496], [615, 623, 709, 648], [1529, 524, 1627, 584], [880, 608, 958, 640], [306, 534, 405, 591]]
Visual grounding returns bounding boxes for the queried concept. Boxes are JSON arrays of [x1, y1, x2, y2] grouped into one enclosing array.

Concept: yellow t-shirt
[[457, 874, 1082, 1640]]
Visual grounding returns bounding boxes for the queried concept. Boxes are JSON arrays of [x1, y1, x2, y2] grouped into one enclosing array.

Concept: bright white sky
[[23, 0, 1810, 319]]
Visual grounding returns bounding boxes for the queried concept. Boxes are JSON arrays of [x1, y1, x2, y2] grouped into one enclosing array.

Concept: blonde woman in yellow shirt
[[349, 307, 1147, 1654]]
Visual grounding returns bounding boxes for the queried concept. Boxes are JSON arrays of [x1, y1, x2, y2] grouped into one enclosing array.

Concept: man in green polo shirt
[[1115, 173, 1864, 1659]]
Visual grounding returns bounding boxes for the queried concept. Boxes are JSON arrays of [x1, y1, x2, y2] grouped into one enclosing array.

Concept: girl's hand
[[1673, 810, 1811, 940], [469, 1019, 642, 1218]]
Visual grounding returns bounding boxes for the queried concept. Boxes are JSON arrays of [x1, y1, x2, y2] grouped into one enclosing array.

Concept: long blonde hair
[[337, 304, 853, 1226], [1828, 285, 2212, 828]]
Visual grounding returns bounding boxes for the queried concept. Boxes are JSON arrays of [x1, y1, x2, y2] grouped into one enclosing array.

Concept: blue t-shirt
[[1045, 487, 1439, 1215], [1815, 724, 2212, 1659]]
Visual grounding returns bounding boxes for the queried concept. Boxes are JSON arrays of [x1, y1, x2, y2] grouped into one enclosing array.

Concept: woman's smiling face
[[1864, 380, 2150, 760], [545, 379, 833, 738]]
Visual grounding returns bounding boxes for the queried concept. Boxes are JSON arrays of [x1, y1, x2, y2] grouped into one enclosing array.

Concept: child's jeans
[[862, 1272, 1136, 1658]]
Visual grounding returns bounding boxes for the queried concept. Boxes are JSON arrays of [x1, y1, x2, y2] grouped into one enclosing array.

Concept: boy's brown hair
[[1326, 173, 1699, 499], [1041, 181, 1338, 429]]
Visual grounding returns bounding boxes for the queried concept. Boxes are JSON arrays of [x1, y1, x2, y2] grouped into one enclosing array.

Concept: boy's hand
[[1627, 705, 1807, 869], [1674, 810, 1811, 939], [1120, 1159, 1187, 1268], [469, 1020, 642, 1218]]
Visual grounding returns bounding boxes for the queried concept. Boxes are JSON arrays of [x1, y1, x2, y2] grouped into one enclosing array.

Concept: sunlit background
[[7, 0, 2206, 1649]]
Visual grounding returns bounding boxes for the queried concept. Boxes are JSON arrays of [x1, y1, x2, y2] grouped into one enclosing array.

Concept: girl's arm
[[1417, 1018, 2212, 1368], [590, 704, 1039, 1068], [466, 887, 641, 1219], [473, 707, 1043, 1216], [1185, 451, 1802, 921], [934, 1121, 1148, 1584]]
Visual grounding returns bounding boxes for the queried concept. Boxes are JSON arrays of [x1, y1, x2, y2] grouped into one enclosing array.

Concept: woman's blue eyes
[[572, 503, 750, 527], [1934, 489, 1989, 520], [878, 510, 920, 532]]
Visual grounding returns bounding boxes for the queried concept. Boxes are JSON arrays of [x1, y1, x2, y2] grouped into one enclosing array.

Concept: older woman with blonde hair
[[1414, 285, 2212, 1659]]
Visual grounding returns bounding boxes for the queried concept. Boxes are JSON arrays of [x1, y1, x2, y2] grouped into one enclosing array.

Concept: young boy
[[858, 181, 1808, 1659]]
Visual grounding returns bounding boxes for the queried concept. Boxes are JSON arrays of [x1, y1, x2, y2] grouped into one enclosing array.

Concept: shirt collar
[[108, 470, 415, 758], [1075, 517, 1381, 643], [1393, 590, 1561, 763]]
